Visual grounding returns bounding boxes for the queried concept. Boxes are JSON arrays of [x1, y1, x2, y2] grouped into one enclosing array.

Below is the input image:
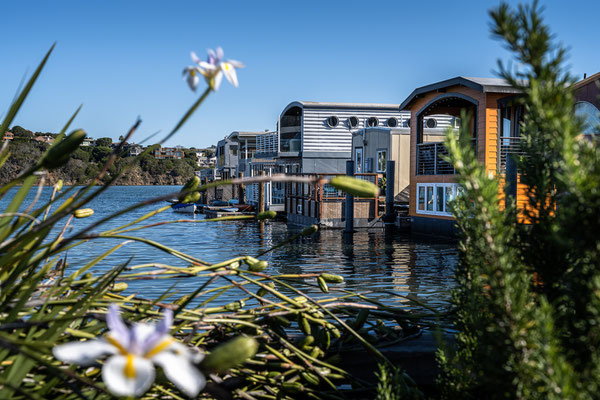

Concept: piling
[[505, 156, 517, 207], [258, 171, 266, 213], [385, 160, 395, 222], [345, 160, 354, 233], [238, 172, 245, 205]]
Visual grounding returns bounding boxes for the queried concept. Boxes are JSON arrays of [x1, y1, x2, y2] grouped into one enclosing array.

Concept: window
[[574, 101, 600, 135], [426, 118, 437, 128], [377, 150, 386, 172], [367, 117, 379, 127], [348, 116, 359, 128], [416, 183, 462, 216], [406, 118, 411, 127], [418, 186, 425, 211], [355, 147, 363, 173], [426, 187, 434, 211], [387, 117, 398, 127], [327, 116, 339, 127]]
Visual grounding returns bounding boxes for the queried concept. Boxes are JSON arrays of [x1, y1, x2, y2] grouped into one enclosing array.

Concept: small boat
[[171, 202, 196, 214]]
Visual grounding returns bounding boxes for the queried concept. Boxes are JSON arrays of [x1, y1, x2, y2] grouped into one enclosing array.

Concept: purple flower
[[184, 47, 244, 91], [53, 304, 204, 397]]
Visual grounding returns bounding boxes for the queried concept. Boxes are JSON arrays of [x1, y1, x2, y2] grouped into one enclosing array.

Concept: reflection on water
[[2, 186, 457, 321]]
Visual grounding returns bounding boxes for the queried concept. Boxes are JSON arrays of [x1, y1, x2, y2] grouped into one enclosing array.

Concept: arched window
[[575, 101, 600, 135]]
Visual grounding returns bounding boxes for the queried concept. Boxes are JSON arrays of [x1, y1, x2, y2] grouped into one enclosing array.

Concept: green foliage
[[94, 137, 112, 147], [10, 125, 33, 138], [0, 44, 421, 400], [438, 2, 600, 399], [375, 363, 422, 400]]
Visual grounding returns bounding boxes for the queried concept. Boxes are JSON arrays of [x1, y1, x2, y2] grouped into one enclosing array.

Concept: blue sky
[[1, 0, 598, 148]]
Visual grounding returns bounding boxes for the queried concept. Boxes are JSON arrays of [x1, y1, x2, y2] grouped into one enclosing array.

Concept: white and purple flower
[[53, 304, 204, 397], [183, 47, 244, 91]]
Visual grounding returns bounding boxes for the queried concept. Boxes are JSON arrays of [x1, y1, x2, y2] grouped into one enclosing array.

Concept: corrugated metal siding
[[302, 108, 407, 153], [301, 108, 455, 153]]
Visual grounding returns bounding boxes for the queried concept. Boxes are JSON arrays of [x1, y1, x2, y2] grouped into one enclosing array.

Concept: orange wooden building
[[399, 77, 522, 236]]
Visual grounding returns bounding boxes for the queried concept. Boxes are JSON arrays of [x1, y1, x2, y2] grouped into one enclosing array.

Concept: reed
[[0, 47, 430, 399]]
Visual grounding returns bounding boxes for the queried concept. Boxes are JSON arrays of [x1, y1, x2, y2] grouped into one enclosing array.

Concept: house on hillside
[[34, 135, 55, 144], [277, 101, 407, 175], [127, 144, 143, 157], [81, 137, 95, 147], [3, 131, 14, 142], [154, 146, 184, 160]]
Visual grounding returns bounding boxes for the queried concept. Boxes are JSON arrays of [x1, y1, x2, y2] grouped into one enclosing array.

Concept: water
[[3, 185, 458, 322]]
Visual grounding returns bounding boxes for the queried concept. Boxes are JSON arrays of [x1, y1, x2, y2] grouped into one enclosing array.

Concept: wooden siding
[[408, 85, 486, 218]]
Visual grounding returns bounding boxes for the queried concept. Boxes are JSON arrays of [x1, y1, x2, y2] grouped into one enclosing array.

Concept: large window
[[416, 183, 461, 216], [377, 150, 386, 172]]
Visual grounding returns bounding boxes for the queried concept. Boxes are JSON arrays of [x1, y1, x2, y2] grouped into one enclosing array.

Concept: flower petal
[[168, 339, 205, 364], [190, 51, 201, 65], [212, 71, 223, 91], [198, 61, 218, 73], [153, 351, 206, 397], [221, 63, 239, 87], [53, 339, 117, 366], [207, 48, 217, 65], [142, 308, 172, 351], [107, 304, 129, 347], [227, 59, 245, 69], [102, 355, 155, 397], [215, 47, 224, 61], [185, 69, 199, 91]]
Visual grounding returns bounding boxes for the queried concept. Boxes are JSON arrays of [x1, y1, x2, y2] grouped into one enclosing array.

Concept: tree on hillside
[[95, 137, 112, 147], [11, 126, 33, 138]]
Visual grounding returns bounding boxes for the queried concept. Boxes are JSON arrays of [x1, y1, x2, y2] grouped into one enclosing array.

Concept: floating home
[[400, 76, 522, 236], [277, 101, 406, 175], [350, 114, 455, 204], [216, 131, 266, 180]]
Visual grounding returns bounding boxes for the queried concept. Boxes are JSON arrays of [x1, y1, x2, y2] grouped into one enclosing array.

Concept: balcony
[[416, 143, 456, 175], [498, 136, 524, 172]]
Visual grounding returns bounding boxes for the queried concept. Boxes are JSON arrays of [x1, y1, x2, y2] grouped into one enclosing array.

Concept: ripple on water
[[3, 186, 458, 323]]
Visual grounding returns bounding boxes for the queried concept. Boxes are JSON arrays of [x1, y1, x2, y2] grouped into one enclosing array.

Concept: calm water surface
[[6, 186, 458, 321]]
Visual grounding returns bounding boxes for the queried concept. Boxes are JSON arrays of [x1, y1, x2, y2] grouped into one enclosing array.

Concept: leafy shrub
[[438, 2, 600, 399]]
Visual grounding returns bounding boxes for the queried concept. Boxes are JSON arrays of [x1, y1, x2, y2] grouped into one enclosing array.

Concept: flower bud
[[74, 208, 94, 218], [41, 130, 86, 169], [248, 260, 268, 272], [301, 225, 318, 236], [257, 210, 277, 220], [317, 276, 329, 293], [201, 336, 259, 373], [329, 176, 379, 198], [110, 282, 128, 292], [319, 273, 344, 283], [178, 176, 200, 203]]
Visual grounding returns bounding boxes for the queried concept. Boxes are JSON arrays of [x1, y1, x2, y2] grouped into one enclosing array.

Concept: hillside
[[0, 140, 199, 186]]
